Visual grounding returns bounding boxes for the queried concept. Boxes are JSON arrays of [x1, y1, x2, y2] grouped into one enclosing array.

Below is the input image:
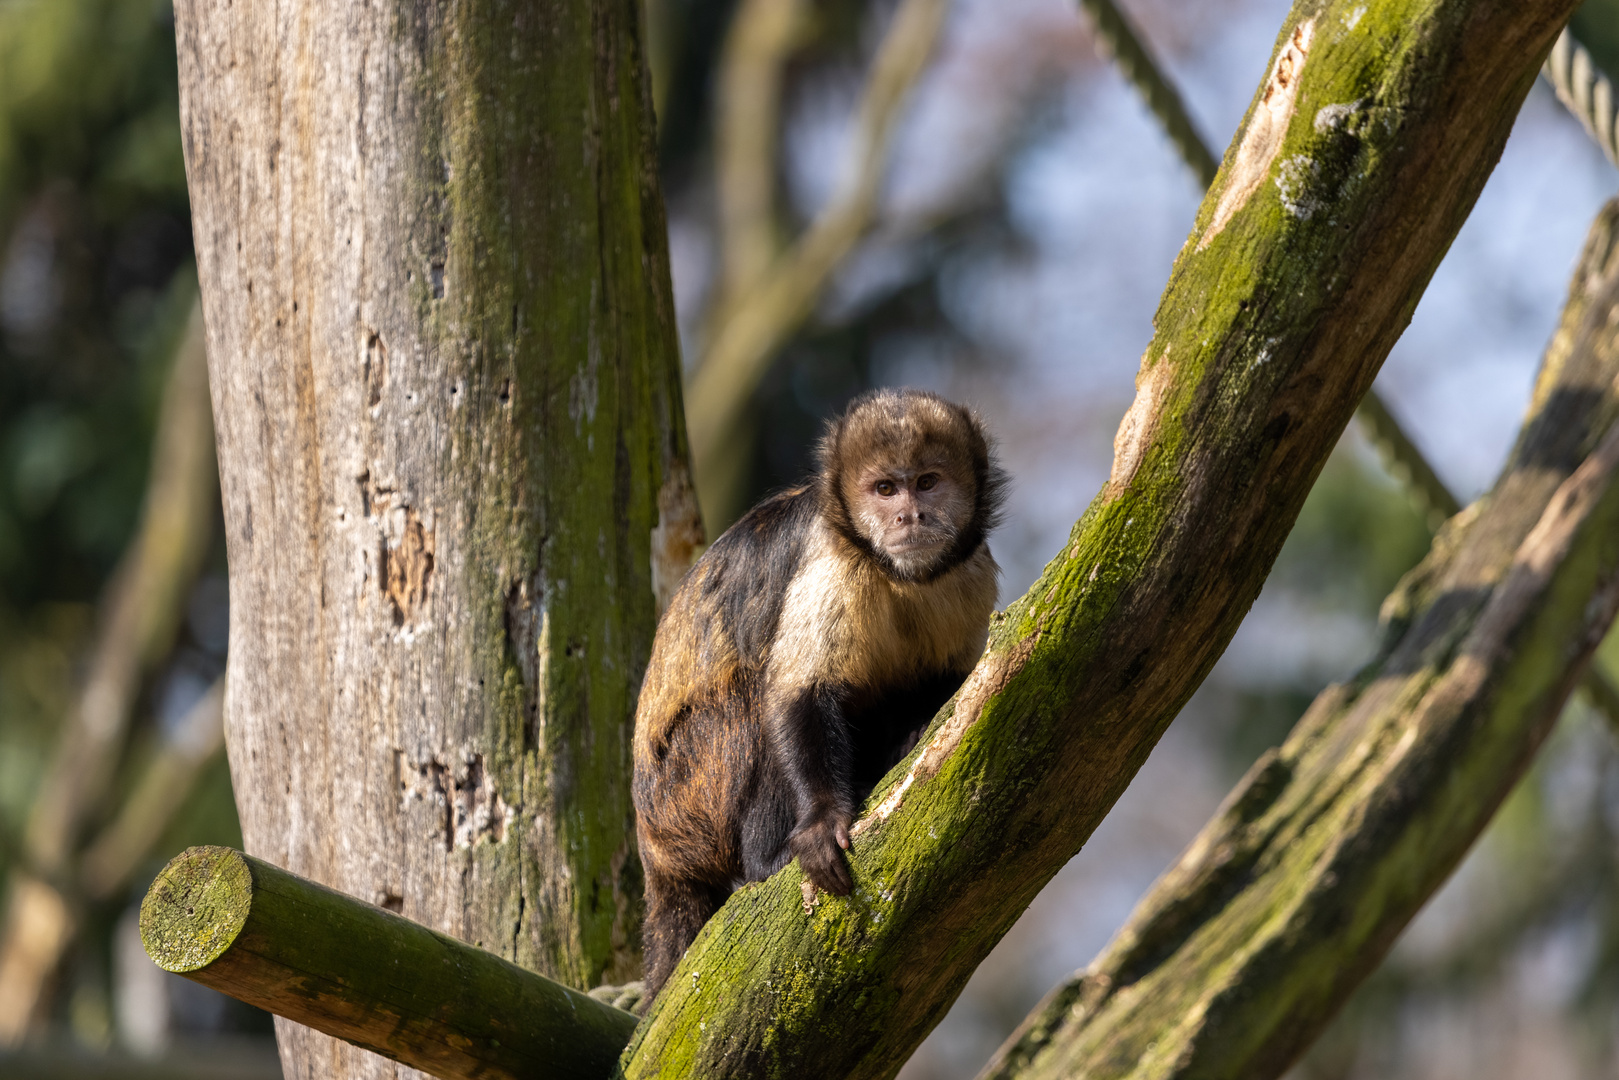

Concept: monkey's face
[[849, 460, 974, 579]]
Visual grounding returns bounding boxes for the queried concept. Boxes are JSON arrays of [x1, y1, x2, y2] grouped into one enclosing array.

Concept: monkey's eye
[[875, 480, 897, 497], [916, 473, 939, 492]]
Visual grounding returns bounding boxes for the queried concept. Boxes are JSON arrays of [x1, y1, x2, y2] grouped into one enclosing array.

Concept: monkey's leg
[[641, 867, 728, 1006]]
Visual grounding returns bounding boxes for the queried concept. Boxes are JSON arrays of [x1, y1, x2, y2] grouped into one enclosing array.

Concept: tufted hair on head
[[814, 388, 1007, 581]]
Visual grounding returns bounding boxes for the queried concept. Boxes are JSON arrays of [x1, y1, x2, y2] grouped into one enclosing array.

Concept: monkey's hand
[[790, 811, 853, 896]]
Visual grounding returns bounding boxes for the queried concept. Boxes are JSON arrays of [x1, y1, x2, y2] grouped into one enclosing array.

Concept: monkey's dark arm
[[770, 684, 856, 895]]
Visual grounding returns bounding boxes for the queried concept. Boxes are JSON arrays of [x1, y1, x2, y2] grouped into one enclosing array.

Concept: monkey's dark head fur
[[815, 388, 1008, 584]]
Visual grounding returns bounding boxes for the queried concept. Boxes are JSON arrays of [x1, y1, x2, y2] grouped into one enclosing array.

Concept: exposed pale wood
[[140, 847, 635, 1080], [622, 1, 1582, 1076], [172, 0, 694, 1076]]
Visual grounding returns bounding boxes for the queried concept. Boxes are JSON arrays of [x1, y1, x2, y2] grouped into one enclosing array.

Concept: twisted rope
[[1544, 27, 1619, 169]]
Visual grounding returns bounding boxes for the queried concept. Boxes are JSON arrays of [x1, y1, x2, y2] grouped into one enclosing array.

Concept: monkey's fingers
[[835, 822, 850, 850], [791, 822, 854, 896], [801, 847, 853, 896]]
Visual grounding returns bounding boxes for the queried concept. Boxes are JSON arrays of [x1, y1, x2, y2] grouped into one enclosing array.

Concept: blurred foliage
[[0, 0, 244, 1049], [1268, 447, 1436, 616], [0, 0, 192, 604]]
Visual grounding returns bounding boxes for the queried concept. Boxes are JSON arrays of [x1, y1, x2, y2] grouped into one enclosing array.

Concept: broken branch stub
[[140, 847, 635, 1080]]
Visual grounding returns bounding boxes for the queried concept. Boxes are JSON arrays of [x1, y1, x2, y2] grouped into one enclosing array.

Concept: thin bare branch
[[712, 0, 810, 323], [0, 299, 216, 1044], [686, 0, 949, 497]]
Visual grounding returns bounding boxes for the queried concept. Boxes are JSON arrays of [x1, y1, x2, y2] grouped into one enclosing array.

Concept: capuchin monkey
[[632, 387, 1007, 1003]]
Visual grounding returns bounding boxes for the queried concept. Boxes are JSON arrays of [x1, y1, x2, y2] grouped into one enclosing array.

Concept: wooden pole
[[140, 847, 635, 1080]]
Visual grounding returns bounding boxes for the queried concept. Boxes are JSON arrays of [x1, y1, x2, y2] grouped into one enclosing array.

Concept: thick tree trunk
[[981, 198, 1619, 1080], [623, 1, 1579, 1076], [172, 2, 695, 1078]]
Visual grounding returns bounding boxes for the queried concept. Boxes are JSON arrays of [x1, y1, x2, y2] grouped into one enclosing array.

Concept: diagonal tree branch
[[980, 194, 1619, 1080], [711, 0, 810, 328], [1082, 0, 1619, 735], [622, 2, 1580, 1076]]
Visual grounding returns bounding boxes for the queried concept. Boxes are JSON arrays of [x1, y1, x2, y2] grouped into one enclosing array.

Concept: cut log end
[[140, 845, 253, 974]]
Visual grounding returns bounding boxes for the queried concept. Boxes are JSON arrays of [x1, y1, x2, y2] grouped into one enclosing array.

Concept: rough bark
[[981, 197, 1619, 1080], [140, 847, 636, 1080], [172, 1, 695, 1077], [622, 1, 1579, 1076], [1082, 0, 1619, 730]]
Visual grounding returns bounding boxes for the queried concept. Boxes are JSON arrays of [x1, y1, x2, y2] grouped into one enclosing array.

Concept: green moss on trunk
[[174, 0, 695, 1074]]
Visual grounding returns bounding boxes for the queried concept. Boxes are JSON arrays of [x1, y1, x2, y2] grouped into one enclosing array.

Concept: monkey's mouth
[[885, 531, 950, 555]]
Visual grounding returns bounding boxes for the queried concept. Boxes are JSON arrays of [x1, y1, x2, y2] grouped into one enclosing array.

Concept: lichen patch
[[1276, 155, 1323, 219], [1315, 100, 1363, 134], [1200, 19, 1315, 250]]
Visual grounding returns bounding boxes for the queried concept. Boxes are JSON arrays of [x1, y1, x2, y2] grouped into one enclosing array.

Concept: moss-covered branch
[[980, 196, 1619, 1080], [139, 847, 635, 1080], [623, 1, 1579, 1076], [1082, 0, 1619, 739]]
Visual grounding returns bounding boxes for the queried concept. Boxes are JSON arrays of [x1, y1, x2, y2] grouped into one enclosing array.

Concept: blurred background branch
[[78, 675, 222, 902], [687, 0, 949, 523], [712, 0, 811, 328], [0, 299, 216, 1045]]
